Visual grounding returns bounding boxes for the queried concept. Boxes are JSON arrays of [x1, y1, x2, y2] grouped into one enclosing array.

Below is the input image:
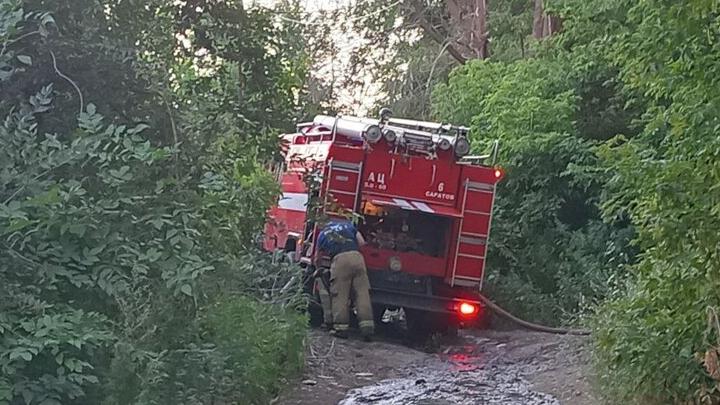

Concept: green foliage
[[1, 1, 310, 404], [202, 296, 306, 403], [103, 256, 306, 405], [432, 57, 634, 326], [487, 0, 534, 61], [580, 0, 720, 402]]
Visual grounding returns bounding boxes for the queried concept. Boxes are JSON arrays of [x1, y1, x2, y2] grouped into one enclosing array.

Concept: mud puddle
[[277, 328, 597, 405], [339, 335, 558, 405]]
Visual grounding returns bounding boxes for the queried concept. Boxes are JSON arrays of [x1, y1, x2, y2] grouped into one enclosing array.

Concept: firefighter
[[317, 220, 374, 340]]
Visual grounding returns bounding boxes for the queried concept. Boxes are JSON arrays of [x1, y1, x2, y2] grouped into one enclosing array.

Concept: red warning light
[[494, 168, 503, 179], [459, 302, 478, 316]]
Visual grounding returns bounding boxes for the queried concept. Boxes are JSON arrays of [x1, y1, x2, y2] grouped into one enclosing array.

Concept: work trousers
[[330, 251, 374, 334]]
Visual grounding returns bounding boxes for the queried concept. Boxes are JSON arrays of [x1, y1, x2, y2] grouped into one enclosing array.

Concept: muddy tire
[[475, 308, 491, 329], [372, 305, 386, 321], [308, 296, 324, 327], [404, 309, 438, 335], [443, 325, 459, 338], [404, 309, 460, 337]]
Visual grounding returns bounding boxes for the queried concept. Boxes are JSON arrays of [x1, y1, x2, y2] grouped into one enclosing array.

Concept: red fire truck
[[264, 110, 504, 331]]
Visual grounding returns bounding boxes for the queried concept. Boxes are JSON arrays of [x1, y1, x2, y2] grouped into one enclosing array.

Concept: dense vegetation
[[432, 58, 636, 325], [0, 1, 310, 404], [428, 0, 720, 403]]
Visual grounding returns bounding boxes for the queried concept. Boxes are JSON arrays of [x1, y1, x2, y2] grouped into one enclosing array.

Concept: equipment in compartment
[[360, 201, 450, 258]]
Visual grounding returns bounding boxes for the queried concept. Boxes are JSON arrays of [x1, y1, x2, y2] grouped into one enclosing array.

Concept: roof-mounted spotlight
[[383, 129, 397, 143], [364, 125, 382, 143], [437, 137, 452, 151], [379, 107, 393, 124], [454, 137, 471, 157]]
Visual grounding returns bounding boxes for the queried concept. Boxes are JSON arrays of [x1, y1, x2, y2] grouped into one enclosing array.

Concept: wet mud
[[277, 328, 598, 405], [339, 335, 558, 405]]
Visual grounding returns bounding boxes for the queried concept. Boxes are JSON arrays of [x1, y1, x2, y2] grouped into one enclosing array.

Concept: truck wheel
[[372, 305, 393, 334], [475, 308, 491, 329], [308, 300, 323, 327], [307, 289, 324, 327], [404, 308, 436, 336], [404, 309, 459, 336], [443, 325, 459, 338]]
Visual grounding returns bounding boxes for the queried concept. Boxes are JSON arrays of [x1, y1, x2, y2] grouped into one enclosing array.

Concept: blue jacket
[[317, 221, 359, 257]]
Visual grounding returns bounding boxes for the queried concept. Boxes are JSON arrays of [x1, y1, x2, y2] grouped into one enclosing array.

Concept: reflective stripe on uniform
[[359, 320, 375, 329], [334, 323, 349, 331]]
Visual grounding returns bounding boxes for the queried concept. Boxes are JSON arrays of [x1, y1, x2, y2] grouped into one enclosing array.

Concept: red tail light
[[458, 302, 478, 316]]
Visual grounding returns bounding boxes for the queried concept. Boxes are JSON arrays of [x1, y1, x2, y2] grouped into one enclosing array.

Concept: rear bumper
[[369, 288, 482, 314]]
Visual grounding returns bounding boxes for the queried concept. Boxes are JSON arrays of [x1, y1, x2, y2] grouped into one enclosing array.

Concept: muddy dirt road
[[277, 328, 599, 405]]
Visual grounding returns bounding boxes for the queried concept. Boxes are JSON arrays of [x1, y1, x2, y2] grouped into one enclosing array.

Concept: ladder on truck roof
[[450, 178, 497, 289]]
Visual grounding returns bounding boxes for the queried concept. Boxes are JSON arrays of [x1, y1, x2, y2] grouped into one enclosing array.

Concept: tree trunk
[[409, 0, 468, 64], [533, 0, 545, 39], [533, 0, 561, 39], [447, 0, 489, 60], [469, 0, 489, 59]]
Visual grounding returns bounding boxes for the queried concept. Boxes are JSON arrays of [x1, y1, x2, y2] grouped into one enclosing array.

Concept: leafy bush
[[432, 58, 634, 325], [202, 296, 306, 402], [583, 0, 720, 401], [0, 2, 309, 404]]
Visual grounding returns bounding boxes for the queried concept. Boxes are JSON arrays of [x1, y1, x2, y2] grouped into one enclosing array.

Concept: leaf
[[41, 14, 56, 26], [180, 284, 193, 296], [0, 380, 11, 401], [16, 55, 31, 65], [0, 69, 14, 82], [68, 224, 86, 237], [5, 218, 31, 233]]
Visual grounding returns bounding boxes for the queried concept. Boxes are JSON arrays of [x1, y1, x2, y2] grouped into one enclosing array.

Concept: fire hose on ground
[[477, 294, 591, 336]]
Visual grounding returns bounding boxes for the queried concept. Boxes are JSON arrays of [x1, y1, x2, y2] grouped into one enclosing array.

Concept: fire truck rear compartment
[[357, 204, 484, 326], [360, 205, 450, 258]]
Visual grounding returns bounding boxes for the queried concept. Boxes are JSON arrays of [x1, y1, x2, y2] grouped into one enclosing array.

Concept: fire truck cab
[[264, 110, 503, 331]]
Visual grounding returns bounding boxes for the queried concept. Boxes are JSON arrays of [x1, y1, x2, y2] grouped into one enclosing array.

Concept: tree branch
[[408, 0, 467, 64], [425, 41, 452, 97], [158, 90, 180, 179], [0, 30, 41, 58], [50, 50, 84, 115]]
